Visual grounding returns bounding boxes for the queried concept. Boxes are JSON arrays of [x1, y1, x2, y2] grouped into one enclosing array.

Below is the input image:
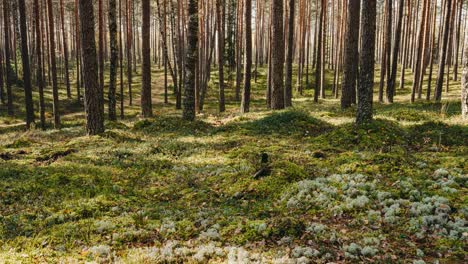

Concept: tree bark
[[183, 0, 198, 121], [241, 0, 252, 113], [270, 0, 284, 109], [216, 0, 225, 112], [386, 0, 405, 103], [60, 0, 71, 98], [80, 0, 105, 134], [435, 0, 452, 102], [340, 0, 360, 109], [356, 0, 376, 124], [3, 0, 13, 115], [462, 31, 468, 119], [47, 0, 61, 128], [141, 0, 152, 117], [284, 0, 295, 107], [18, 0, 35, 128], [108, 0, 118, 120]]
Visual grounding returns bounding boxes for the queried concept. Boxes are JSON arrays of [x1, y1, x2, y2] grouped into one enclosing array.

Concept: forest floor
[[0, 66, 466, 263]]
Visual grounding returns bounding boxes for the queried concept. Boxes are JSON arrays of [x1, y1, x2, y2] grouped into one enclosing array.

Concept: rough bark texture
[[241, 0, 252, 113], [216, 0, 225, 112], [3, 0, 13, 115], [462, 33, 468, 119], [341, 0, 360, 109], [141, 0, 153, 117], [47, 0, 61, 128], [387, 0, 405, 103], [284, 0, 295, 107], [80, 0, 105, 135], [435, 0, 452, 102], [60, 0, 71, 98], [314, 0, 324, 103], [183, 0, 198, 121], [18, 0, 35, 128], [356, 0, 376, 124], [270, 0, 285, 109], [34, 0, 45, 129], [109, 0, 118, 120], [98, 0, 105, 103]]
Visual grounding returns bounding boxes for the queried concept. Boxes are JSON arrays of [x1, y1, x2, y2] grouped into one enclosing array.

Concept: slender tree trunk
[[241, 0, 252, 113], [462, 29, 468, 118], [435, 0, 452, 102], [119, 0, 124, 118], [141, 0, 152, 117], [108, 0, 118, 120], [60, 0, 71, 98], [284, 0, 295, 107], [314, 0, 324, 103], [127, 0, 133, 105], [47, 0, 61, 128], [386, 0, 405, 103], [18, 0, 35, 128], [183, 0, 198, 120], [452, 0, 463, 81], [270, 0, 285, 109], [3, 0, 13, 115], [98, 0, 105, 110], [341, 0, 360, 109], [79, 0, 105, 134], [75, 0, 81, 102], [216, 0, 225, 112], [356, 0, 376, 124]]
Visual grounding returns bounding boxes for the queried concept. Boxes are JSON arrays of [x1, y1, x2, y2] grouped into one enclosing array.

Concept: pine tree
[[356, 0, 377, 124], [141, 0, 153, 117], [18, 0, 35, 128], [183, 0, 198, 121], [270, 0, 285, 109], [79, 0, 105, 134], [108, 0, 118, 120], [284, 0, 295, 107], [47, 0, 61, 128], [341, 0, 360, 109], [241, 0, 252, 113]]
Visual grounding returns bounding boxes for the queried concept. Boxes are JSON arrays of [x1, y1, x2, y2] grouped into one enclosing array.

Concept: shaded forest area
[[0, 0, 467, 263]]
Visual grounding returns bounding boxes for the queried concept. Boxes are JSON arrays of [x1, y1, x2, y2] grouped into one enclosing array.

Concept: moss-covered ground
[[0, 65, 466, 263]]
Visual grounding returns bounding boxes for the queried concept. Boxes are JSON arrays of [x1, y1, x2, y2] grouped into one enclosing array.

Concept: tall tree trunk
[[452, 0, 463, 81], [241, 0, 252, 113], [60, 0, 71, 98], [47, 0, 61, 128], [435, 0, 452, 102], [119, 0, 125, 118], [75, 0, 81, 102], [3, 0, 13, 115], [284, 0, 295, 107], [79, 0, 105, 134], [270, 0, 285, 109], [462, 30, 468, 119], [109, 0, 118, 120], [386, 0, 405, 103], [18, 0, 35, 128], [340, 0, 360, 109], [141, 0, 152, 117], [98, 0, 105, 109], [356, 0, 376, 124], [127, 0, 133, 105], [183, 0, 198, 121], [314, 0, 324, 103], [216, 0, 225, 112]]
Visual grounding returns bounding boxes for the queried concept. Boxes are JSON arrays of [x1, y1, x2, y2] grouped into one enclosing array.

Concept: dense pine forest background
[[0, 0, 467, 263]]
